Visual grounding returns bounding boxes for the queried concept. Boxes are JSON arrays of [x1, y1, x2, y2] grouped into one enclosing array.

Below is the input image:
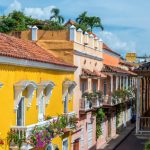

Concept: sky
[[0, 0, 150, 57]]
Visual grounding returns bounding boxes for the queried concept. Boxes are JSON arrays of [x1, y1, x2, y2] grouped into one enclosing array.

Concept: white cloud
[[99, 31, 136, 56], [4, 0, 55, 20], [5, 0, 22, 14]]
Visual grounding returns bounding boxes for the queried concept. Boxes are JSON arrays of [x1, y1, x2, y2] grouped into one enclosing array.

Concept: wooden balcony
[[139, 117, 150, 133]]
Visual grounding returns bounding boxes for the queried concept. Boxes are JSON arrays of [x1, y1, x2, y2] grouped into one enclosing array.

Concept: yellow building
[[0, 33, 77, 150], [126, 53, 137, 63]]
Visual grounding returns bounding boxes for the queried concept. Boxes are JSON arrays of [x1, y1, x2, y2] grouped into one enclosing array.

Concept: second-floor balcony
[[9, 112, 76, 150], [80, 97, 103, 113], [102, 95, 132, 106]]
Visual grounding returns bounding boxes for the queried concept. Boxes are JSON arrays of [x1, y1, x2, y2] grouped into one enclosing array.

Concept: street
[[115, 131, 148, 150]]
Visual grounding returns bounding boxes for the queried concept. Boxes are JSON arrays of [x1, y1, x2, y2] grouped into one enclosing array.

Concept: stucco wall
[[0, 64, 74, 150]]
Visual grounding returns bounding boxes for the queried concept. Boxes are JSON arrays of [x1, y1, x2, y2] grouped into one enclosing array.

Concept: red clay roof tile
[[0, 33, 76, 68]]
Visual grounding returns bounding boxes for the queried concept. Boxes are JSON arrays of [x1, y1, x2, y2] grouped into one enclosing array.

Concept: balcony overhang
[[14, 80, 37, 110], [37, 80, 55, 105]]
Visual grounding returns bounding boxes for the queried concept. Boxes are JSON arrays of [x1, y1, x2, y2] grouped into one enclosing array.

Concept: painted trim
[[0, 56, 76, 72], [74, 50, 103, 61], [103, 49, 120, 58]]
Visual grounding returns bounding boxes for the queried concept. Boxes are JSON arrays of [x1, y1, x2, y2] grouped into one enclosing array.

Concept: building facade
[[0, 33, 77, 150]]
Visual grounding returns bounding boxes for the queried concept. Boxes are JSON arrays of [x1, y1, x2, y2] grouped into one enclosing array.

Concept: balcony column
[[88, 78, 92, 92], [126, 76, 129, 89], [122, 76, 125, 89], [116, 76, 119, 90], [110, 75, 113, 93], [136, 76, 141, 134], [98, 79, 100, 91], [120, 76, 122, 89]]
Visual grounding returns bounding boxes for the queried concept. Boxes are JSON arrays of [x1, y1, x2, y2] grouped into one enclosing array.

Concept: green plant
[[76, 11, 104, 32], [7, 130, 25, 149], [95, 91, 103, 99], [68, 115, 78, 129], [96, 108, 105, 139], [145, 140, 150, 150]]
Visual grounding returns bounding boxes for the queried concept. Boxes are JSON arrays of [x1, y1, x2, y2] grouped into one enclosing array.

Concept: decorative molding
[[62, 80, 77, 101], [0, 56, 76, 72], [74, 50, 103, 61], [14, 80, 37, 110], [37, 80, 55, 105]]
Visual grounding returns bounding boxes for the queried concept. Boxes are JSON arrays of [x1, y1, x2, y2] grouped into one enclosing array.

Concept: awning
[[102, 65, 137, 76], [93, 70, 107, 78]]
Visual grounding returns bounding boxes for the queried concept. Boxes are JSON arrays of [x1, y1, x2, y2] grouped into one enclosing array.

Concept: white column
[[84, 32, 89, 45], [136, 76, 141, 134], [89, 34, 94, 48], [126, 76, 128, 89], [123, 76, 125, 89], [111, 75, 113, 93], [31, 26, 38, 41], [116, 76, 119, 90], [77, 28, 83, 44], [120, 76, 122, 89], [70, 25, 76, 41]]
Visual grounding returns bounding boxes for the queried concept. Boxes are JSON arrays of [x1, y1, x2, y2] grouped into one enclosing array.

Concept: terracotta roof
[[64, 19, 76, 26], [119, 60, 134, 67], [103, 43, 120, 56], [81, 69, 96, 77], [0, 33, 76, 68], [93, 70, 107, 78], [102, 65, 136, 76]]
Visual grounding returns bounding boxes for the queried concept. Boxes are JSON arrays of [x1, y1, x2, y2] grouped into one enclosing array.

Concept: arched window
[[37, 81, 55, 121]]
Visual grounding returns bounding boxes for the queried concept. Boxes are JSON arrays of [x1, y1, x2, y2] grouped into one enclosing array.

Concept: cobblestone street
[[116, 131, 148, 150]]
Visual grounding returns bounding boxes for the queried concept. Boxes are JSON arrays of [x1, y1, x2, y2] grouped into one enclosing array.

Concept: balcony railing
[[80, 97, 91, 111], [66, 111, 76, 129], [102, 95, 130, 106], [10, 112, 76, 149], [80, 97, 103, 112], [92, 97, 103, 108], [139, 117, 150, 133]]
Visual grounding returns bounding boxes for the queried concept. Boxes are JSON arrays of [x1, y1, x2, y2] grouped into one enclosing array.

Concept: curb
[[113, 126, 136, 150]]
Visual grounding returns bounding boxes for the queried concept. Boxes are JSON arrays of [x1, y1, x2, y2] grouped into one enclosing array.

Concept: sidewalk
[[98, 124, 135, 150]]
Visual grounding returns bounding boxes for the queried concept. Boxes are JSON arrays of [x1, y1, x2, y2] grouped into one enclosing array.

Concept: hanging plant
[[7, 114, 77, 149], [7, 130, 25, 149], [96, 108, 105, 139]]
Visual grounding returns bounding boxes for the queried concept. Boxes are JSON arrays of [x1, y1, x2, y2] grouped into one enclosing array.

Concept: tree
[[76, 11, 104, 32], [76, 11, 88, 24], [86, 16, 104, 32], [50, 8, 64, 24]]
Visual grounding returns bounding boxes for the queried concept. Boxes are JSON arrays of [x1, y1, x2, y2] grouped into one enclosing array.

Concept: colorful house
[[13, 25, 105, 150], [97, 43, 137, 148], [0, 33, 77, 150], [11, 24, 137, 150]]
